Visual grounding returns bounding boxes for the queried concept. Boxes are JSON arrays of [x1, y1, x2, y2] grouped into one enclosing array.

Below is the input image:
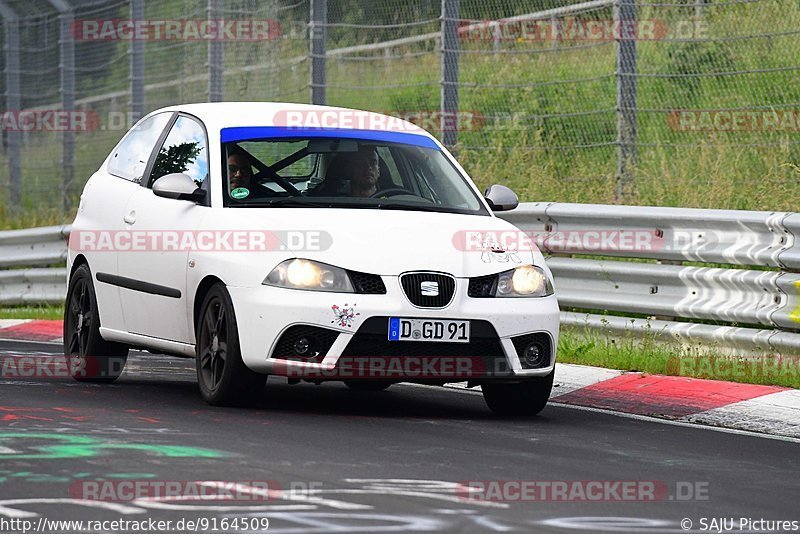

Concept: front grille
[[400, 272, 456, 308], [272, 325, 340, 363], [511, 332, 553, 369], [347, 270, 386, 294], [468, 274, 498, 297], [339, 317, 511, 378]]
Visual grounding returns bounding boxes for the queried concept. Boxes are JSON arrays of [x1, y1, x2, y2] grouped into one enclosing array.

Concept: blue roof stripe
[[220, 126, 439, 149]]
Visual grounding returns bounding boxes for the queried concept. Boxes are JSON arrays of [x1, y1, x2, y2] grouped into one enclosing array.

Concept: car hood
[[214, 208, 542, 278]]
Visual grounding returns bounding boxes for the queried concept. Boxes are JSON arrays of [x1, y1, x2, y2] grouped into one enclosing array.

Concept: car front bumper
[[227, 276, 560, 382]]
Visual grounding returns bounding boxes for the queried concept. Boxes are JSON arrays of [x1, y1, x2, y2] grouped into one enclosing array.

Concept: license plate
[[388, 318, 470, 343]]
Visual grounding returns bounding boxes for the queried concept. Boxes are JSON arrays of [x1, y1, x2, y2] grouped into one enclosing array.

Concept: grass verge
[[0, 305, 64, 321], [559, 329, 800, 389]]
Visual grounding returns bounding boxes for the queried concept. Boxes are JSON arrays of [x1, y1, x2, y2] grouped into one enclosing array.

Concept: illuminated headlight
[[496, 266, 553, 297], [264, 259, 354, 292]]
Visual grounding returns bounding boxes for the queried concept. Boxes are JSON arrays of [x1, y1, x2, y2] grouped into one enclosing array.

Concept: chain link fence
[[0, 0, 798, 224]]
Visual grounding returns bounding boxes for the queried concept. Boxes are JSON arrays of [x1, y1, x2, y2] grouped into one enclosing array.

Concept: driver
[[344, 146, 380, 197], [313, 146, 380, 198], [228, 150, 254, 191]]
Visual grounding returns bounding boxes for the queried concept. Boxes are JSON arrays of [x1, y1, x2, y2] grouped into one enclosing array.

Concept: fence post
[[207, 0, 223, 102], [614, 0, 637, 201], [0, 1, 21, 212], [441, 0, 460, 150], [47, 0, 75, 215], [130, 0, 144, 123], [310, 0, 327, 105], [695, 0, 704, 19]]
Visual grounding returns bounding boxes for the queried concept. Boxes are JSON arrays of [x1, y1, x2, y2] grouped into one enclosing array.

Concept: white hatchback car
[[65, 102, 559, 415]]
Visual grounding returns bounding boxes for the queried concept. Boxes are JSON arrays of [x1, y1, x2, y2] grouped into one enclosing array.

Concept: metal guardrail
[[0, 268, 67, 304], [0, 225, 70, 269], [499, 203, 800, 354], [2, 204, 800, 354]]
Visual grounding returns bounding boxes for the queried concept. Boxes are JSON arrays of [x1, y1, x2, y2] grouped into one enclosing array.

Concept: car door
[[116, 114, 211, 343], [82, 112, 173, 334]]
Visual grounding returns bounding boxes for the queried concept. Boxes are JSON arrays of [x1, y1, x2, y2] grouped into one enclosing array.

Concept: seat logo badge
[[420, 281, 439, 296]]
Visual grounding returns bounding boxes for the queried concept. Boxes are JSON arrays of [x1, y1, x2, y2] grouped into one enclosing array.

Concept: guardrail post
[[207, 0, 224, 102], [130, 0, 144, 122], [441, 0, 460, 150], [614, 0, 637, 201], [310, 0, 327, 105], [0, 1, 21, 212], [47, 0, 75, 215]]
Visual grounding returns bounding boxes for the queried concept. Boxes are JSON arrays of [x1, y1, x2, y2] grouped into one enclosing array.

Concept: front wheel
[[196, 283, 266, 406], [481, 370, 554, 416], [64, 263, 128, 382]]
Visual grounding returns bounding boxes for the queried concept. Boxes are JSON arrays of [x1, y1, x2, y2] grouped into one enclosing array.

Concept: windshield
[[221, 137, 488, 215]]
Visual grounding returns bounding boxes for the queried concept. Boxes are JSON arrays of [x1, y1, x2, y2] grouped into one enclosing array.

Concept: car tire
[[344, 380, 392, 392], [481, 369, 554, 416], [196, 283, 267, 406], [64, 263, 129, 382]]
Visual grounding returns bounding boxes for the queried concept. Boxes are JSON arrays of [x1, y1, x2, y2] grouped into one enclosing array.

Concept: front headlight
[[264, 259, 355, 292], [496, 266, 553, 297]]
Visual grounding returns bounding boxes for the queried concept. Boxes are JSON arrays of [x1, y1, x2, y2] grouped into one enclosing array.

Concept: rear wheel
[[344, 380, 392, 392], [64, 264, 128, 382], [481, 369, 554, 416], [196, 283, 266, 406]]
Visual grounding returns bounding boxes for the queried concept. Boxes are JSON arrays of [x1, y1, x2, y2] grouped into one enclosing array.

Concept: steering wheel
[[370, 187, 416, 199]]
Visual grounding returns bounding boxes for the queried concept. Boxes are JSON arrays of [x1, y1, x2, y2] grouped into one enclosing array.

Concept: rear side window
[[107, 113, 172, 182]]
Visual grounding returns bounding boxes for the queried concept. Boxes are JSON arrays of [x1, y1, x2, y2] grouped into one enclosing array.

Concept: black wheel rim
[[199, 297, 227, 391], [66, 277, 92, 357]]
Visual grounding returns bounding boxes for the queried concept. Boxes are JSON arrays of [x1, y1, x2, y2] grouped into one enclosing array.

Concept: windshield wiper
[[374, 202, 449, 213], [240, 197, 321, 208]]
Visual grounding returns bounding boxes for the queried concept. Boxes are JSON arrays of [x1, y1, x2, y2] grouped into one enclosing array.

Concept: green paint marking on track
[[0, 470, 159, 484], [0, 433, 224, 460]]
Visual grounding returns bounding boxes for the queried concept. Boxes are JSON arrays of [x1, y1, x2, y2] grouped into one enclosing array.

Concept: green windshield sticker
[[231, 187, 250, 199]]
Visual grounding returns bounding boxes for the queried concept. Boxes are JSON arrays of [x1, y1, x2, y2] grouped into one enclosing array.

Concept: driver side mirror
[[484, 184, 519, 212], [152, 173, 206, 203]]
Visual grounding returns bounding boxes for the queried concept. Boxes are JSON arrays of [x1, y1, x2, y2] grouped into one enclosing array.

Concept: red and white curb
[[0, 319, 62, 342], [452, 363, 799, 439], [2, 320, 798, 438], [550, 365, 799, 438]]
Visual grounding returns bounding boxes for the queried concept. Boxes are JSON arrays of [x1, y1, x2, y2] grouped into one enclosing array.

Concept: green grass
[[559, 328, 800, 389], [0, 305, 64, 321], [3, 2, 800, 225]]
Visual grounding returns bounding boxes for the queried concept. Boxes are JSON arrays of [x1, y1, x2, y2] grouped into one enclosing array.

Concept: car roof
[[153, 102, 438, 144]]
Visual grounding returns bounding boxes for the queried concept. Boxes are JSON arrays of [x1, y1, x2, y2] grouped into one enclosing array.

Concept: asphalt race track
[[1, 339, 798, 533]]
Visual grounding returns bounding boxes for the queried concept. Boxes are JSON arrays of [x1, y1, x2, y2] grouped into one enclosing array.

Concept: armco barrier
[[498, 203, 800, 354], [2, 204, 800, 354]]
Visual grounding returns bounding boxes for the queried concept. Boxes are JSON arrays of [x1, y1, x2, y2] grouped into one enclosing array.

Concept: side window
[[148, 116, 209, 188], [107, 113, 172, 182]]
